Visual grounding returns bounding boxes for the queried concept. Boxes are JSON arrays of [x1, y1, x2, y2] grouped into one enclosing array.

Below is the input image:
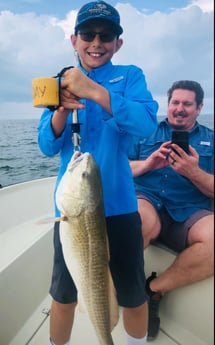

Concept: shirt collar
[[78, 61, 113, 83], [161, 118, 200, 133]]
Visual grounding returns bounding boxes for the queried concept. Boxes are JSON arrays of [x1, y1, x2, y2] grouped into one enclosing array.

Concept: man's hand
[[168, 144, 199, 178], [146, 141, 172, 170], [130, 142, 172, 177]]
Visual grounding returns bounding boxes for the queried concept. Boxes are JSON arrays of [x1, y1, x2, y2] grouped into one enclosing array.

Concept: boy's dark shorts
[[137, 192, 213, 253], [49, 212, 147, 307]]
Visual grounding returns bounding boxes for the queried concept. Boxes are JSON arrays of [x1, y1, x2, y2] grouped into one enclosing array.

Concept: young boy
[[38, 1, 158, 344]]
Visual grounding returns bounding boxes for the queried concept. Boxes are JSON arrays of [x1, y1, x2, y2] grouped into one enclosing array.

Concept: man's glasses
[[77, 31, 117, 43]]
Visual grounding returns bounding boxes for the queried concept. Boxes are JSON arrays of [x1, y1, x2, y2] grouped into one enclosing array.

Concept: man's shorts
[[137, 192, 213, 253], [49, 212, 147, 307]]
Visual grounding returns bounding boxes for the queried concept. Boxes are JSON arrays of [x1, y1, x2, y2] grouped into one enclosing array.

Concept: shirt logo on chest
[[109, 76, 124, 83]]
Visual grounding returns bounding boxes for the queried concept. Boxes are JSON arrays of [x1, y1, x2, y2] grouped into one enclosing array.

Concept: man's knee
[[188, 214, 214, 245], [188, 214, 214, 272], [137, 199, 161, 244]]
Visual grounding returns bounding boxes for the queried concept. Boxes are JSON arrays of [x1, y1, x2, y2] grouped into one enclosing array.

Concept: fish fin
[[108, 268, 119, 331], [36, 216, 68, 224]]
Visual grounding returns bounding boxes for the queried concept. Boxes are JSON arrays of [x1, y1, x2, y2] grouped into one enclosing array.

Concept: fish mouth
[[70, 152, 86, 166], [68, 152, 91, 173]]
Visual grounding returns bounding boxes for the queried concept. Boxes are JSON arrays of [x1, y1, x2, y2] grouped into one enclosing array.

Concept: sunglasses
[[77, 31, 117, 43]]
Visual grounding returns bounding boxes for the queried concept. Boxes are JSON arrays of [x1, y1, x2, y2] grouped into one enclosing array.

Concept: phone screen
[[171, 130, 189, 154]]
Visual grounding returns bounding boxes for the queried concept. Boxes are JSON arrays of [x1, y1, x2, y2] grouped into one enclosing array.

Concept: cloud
[[189, 0, 214, 12], [0, 11, 74, 101], [113, 4, 213, 101], [0, 1, 213, 118]]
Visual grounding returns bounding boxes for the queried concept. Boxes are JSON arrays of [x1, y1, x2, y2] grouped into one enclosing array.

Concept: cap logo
[[89, 3, 112, 16], [75, 1, 123, 35]]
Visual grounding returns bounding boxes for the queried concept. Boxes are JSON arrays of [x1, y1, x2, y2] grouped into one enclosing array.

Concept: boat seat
[[144, 244, 214, 345]]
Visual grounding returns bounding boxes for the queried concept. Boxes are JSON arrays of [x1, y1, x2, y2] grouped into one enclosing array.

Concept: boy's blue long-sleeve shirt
[[38, 61, 158, 217]]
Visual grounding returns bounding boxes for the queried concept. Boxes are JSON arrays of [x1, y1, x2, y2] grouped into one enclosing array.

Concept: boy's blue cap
[[75, 1, 123, 35]]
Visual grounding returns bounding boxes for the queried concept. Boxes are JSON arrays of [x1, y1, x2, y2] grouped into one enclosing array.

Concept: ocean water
[[0, 114, 213, 188], [0, 118, 59, 187]]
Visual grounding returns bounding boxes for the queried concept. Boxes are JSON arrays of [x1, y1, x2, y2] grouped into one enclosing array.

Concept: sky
[[0, 0, 213, 119]]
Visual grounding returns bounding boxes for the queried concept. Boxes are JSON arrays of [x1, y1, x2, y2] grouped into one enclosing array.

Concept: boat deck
[[9, 295, 178, 345], [5, 242, 214, 345], [0, 178, 213, 345], [6, 245, 214, 345]]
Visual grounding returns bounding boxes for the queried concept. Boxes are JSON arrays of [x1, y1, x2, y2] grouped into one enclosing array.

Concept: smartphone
[[171, 130, 189, 154]]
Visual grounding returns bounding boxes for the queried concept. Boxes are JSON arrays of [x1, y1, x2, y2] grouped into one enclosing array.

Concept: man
[[129, 80, 214, 341]]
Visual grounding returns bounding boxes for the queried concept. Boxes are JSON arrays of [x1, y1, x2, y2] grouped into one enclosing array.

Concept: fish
[[56, 152, 119, 345]]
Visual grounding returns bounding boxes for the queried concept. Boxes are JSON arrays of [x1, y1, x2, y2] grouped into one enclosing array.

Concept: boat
[[0, 177, 213, 345]]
